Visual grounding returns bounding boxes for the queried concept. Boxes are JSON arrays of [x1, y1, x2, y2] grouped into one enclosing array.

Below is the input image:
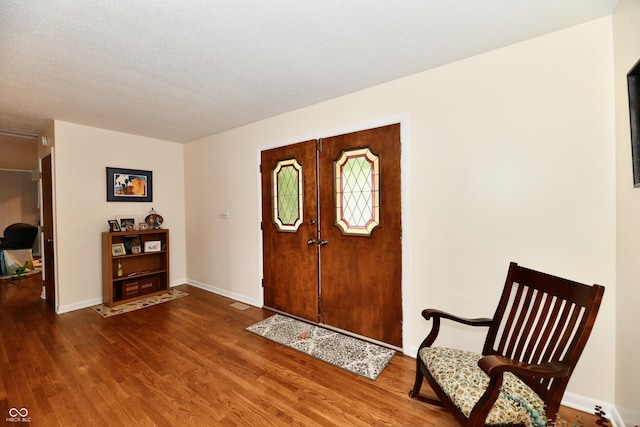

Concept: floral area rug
[[91, 289, 188, 318], [246, 314, 395, 380]]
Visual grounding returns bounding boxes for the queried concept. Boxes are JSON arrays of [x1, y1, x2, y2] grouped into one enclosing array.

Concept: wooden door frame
[[40, 149, 58, 311], [256, 118, 410, 351]]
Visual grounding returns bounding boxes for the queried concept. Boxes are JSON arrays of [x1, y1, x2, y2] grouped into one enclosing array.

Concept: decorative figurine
[[145, 207, 164, 229]]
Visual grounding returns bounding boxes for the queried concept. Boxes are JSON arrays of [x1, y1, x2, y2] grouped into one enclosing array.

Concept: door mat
[[246, 314, 395, 380], [91, 289, 188, 318]]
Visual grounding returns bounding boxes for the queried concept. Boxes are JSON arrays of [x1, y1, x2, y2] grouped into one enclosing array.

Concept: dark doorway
[[41, 154, 55, 308]]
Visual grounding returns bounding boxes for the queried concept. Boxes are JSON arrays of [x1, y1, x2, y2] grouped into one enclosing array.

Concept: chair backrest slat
[[504, 285, 535, 358], [530, 294, 559, 364], [494, 283, 524, 354], [523, 290, 552, 363], [513, 288, 545, 361], [551, 303, 583, 361]]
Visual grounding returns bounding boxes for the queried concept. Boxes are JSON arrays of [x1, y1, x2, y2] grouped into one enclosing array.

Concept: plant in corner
[[11, 261, 29, 280]]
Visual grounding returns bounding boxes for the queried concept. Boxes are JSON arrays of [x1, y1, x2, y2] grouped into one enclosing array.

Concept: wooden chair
[[409, 262, 605, 426]]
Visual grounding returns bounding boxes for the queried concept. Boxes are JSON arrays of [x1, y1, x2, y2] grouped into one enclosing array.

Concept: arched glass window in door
[[272, 158, 303, 232], [335, 148, 380, 236]]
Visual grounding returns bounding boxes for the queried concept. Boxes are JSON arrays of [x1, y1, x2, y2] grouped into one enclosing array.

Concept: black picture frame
[[107, 219, 120, 232], [628, 58, 640, 187], [123, 235, 141, 254], [106, 167, 153, 202]]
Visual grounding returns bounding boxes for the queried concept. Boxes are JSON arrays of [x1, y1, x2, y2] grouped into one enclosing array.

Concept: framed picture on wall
[[106, 167, 153, 202]]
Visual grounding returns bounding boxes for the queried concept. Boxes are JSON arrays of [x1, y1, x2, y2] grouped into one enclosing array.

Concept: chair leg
[[409, 358, 445, 406], [409, 356, 424, 399]]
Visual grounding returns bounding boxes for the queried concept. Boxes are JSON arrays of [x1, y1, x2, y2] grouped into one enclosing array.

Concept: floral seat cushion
[[419, 347, 546, 426]]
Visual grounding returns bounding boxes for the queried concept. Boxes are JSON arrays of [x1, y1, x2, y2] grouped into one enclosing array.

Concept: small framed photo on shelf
[[144, 240, 162, 252], [131, 245, 142, 254], [108, 220, 120, 232], [111, 243, 126, 256], [138, 223, 148, 230], [116, 215, 138, 231]]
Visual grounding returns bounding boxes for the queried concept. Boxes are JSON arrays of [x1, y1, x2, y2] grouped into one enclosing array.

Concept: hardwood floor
[[0, 275, 601, 426]]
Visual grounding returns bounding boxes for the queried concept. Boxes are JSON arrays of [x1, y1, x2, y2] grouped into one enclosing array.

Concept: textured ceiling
[[0, 1, 618, 143]]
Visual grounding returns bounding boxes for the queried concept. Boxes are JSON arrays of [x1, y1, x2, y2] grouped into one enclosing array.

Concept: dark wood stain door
[[261, 140, 319, 322], [42, 154, 55, 308], [318, 124, 402, 347]]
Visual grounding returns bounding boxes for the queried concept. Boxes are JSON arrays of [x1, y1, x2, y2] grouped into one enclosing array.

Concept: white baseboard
[[56, 297, 103, 314], [561, 392, 621, 427], [609, 406, 626, 427], [185, 278, 261, 308], [404, 344, 419, 357], [170, 278, 188, 287]]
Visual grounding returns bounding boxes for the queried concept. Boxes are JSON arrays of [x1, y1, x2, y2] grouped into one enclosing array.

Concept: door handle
[[318, 240, 328, 246], [307, 239, 316, 245]]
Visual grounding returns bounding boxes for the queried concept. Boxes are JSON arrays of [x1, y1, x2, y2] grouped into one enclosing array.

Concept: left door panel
[[261, 140, 319, 322]]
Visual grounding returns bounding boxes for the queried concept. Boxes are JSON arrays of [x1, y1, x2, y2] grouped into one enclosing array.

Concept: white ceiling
[[0, 1, 618, 143]]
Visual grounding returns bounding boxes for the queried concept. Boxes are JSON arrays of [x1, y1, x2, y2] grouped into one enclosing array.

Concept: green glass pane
[[277, 165, 299, 225], [335, 147, 380, 236], [342, 156, 373, 227]]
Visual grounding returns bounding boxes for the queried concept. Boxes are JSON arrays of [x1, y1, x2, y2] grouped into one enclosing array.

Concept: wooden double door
[[261, 124, 402, 348]]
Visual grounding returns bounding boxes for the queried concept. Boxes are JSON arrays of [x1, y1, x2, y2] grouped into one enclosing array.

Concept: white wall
[[613, 0, 640, 425], [185, 18, 616, 406], [52, 121, 186, 312]]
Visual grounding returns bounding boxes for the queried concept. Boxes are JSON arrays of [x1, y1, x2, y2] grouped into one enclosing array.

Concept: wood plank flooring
[[0, 274, 601, 426]]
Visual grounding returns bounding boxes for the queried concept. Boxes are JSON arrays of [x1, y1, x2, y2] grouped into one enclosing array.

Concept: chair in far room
[[0, 223, 38, 276]]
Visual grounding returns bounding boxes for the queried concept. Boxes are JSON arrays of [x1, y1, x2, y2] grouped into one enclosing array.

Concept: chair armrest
[[418, 309, 493, 350], [422, 309, 493, 327], [478, 355, 571, 379]]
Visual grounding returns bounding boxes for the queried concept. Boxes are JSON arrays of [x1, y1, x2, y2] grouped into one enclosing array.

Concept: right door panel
[[318, 124, 402, 347]]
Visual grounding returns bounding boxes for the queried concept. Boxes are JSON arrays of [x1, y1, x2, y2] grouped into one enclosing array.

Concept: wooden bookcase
[[102, 228, 169, 307]]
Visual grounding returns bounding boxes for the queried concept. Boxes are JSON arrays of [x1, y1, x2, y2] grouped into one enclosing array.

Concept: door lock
[[307, 239, 327, 246]]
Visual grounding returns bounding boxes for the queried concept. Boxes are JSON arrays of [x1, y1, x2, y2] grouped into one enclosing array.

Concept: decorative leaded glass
[[335, 148, 380, 236], [272, 159, 303, 232]]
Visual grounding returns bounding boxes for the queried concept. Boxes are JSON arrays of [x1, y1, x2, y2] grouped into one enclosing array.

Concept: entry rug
[[91, 289, 188, 318], [246, 314, 395, 380]]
